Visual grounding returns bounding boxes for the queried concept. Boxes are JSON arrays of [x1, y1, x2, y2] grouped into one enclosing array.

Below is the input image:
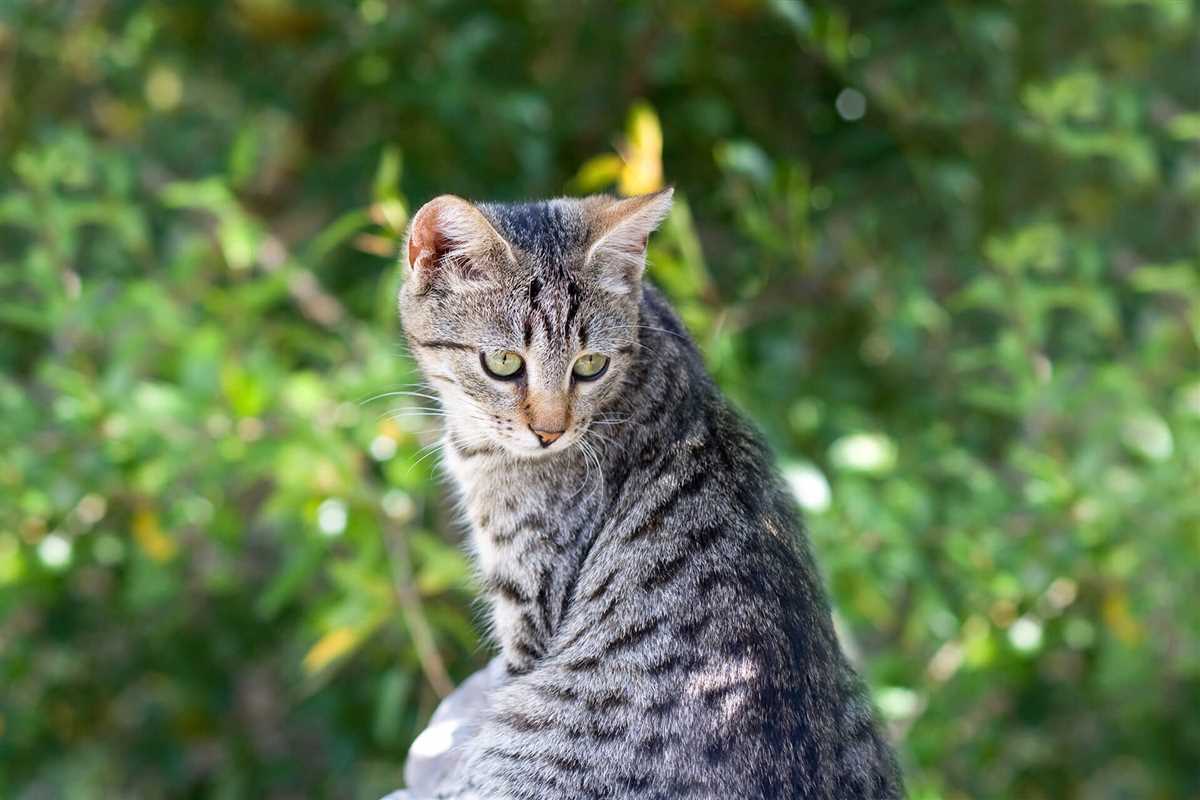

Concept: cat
[[392, 188, 903, 799]]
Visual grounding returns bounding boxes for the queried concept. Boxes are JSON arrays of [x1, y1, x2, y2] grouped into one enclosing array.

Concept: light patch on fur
[[490, 598, 526, 666], [685, 656, 759, 693], [409, 719, 463, 758], [686, 656, 759, 722]]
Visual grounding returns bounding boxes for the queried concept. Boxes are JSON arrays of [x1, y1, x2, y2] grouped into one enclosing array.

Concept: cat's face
[[398, 191, 672, 459]]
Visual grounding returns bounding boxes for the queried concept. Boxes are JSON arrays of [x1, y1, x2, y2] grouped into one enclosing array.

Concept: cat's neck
[[441, 421, 604, 559], [440, 422, 595, 492]]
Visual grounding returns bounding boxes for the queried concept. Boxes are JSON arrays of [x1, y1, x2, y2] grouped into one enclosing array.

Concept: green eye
[[481, 350, 525, 379], [572, 353, 610, 381]]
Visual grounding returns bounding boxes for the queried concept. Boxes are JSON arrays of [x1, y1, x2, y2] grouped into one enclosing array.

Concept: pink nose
[[530, 427, 564, 447]]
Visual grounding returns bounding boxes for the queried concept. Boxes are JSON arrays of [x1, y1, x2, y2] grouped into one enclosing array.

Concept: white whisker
[[360, 389, 443, 406]]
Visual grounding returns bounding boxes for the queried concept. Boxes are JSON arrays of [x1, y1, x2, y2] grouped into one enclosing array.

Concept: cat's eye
[[572, 353, 610, 381], [481, 350, 525, 380]]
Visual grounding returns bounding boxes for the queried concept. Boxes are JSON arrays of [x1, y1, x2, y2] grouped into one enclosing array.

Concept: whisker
[[590, 415, 633, 426], [360, 389, 443, 406], [630, 323, 690, 341], [377, 403, 447, 419], [569, 438, 598, 501], [587, 321, 687, 340], [578, 438, 605, 505], [585, 335, 661, 359], [406, 439, 449, 475], [381, 413, 450, 425], [583, 427, 620, 450]]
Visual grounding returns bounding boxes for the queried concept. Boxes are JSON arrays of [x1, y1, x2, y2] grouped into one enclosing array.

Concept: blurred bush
[[2, 1, 1199, 798]]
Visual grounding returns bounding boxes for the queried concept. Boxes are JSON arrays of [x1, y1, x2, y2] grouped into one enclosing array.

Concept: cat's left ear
[[585, 187, 674, 295], [404, 195, 513, 294]]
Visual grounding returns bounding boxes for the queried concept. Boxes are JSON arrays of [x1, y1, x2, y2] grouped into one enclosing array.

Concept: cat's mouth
[[504, 425, 580, 458]]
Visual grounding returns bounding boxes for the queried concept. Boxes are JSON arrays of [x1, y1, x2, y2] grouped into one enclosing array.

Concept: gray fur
[[395, 191, 902, 799]]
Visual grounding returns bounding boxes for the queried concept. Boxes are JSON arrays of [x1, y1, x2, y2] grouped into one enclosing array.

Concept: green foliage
[[2, 1, 1199, 798]]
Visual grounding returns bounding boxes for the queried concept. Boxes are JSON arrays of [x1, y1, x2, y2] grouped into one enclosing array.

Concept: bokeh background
[[3, 1, 1200, 798]]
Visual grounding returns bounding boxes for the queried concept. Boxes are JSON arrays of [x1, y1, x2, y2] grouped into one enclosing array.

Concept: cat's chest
[[444, 442, 603, 668], [447, 449, 583, 569]]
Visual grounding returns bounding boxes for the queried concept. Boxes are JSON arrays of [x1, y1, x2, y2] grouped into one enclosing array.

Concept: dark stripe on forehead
[[526, 268, 583, 345], [565, 281, 582, 332], [487, 201, 584, 257], [540, 309, 557, 342], [524, 276, 542, 348], [484, 200, 594, 345]]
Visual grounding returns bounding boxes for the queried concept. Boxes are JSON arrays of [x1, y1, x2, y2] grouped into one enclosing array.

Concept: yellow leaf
[[372, 198, 408, 233], [569, 102, 667, 196], [618, 101, 664, 196], [379, 417, 405, 440], [303, 626, 363, 675], [132, 506, 176, 562], [1102, 590, 1142, 645], [572, 154, 624, 192]]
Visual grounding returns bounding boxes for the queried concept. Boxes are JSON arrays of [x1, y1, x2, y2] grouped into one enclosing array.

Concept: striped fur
[[398, 193, 902, 799]]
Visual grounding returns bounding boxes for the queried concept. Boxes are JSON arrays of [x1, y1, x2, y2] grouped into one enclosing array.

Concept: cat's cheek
[[574, 378, 620, 413]]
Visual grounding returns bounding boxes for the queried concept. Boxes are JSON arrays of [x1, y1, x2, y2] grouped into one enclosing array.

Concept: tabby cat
[[391, 189, 902, 799]]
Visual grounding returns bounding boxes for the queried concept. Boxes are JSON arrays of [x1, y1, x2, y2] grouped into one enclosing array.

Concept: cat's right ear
[[584, 187, 674, 295], [404, 195, 512, 294]]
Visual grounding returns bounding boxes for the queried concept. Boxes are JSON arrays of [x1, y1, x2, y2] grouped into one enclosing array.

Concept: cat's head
[[398, 189, 673, 458]]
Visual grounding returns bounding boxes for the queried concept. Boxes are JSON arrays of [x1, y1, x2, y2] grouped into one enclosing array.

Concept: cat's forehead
[[480, 199, 592, 272], [453, 200, 626, 353]]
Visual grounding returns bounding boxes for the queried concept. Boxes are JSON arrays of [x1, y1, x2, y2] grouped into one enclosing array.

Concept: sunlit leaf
[[619, 101, 664, 196], [303, 626, 364, 675], [132, 505, 176, 562]]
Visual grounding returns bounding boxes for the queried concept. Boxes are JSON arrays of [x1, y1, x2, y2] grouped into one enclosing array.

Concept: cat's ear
[[405, 195, 512, 293], [585, 187, 674, 295]]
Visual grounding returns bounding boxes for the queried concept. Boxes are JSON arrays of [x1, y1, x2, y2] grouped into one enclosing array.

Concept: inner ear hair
[[405, 195, 513, 292], [584, 187, 674, 294]]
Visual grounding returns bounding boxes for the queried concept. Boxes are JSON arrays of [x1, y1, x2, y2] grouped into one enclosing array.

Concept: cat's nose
[[530, 426, 564, 447]]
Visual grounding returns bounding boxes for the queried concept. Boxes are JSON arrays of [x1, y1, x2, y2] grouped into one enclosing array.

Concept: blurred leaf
[[1102, 590, 1142, 645], [373, 146, 404, 204], [572, 153, 623, 193], [619, 102, 665, 196], [131, 505, 176, 562], [5, 4, 1200, 798], [1166, 113, 1200, 142], [303, 626, 365, 675]]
